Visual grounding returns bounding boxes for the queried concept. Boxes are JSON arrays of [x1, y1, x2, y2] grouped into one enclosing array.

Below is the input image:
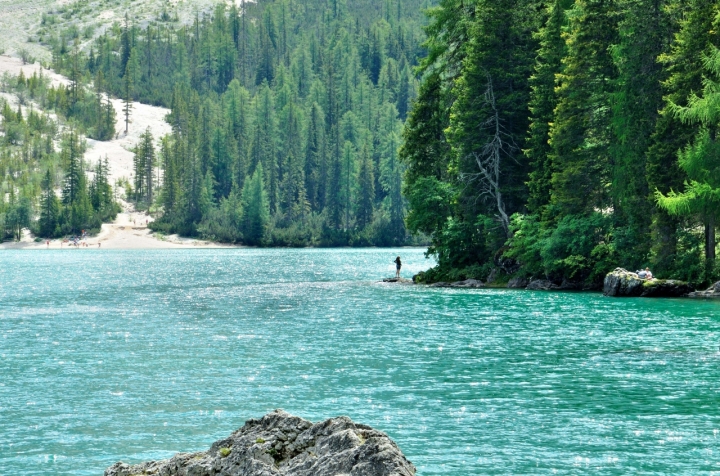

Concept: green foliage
[[506, 212, 616, 285], [403, 0, 720, 286], [133, 128, 155, 204], [525, 0, 568, 214], [241, 164, 270, 245], [58, 0, 426, 247]]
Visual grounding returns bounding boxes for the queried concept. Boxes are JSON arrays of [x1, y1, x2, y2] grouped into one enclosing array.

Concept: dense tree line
[[55, 0, 430, 246], [405, 0, 720, 287]]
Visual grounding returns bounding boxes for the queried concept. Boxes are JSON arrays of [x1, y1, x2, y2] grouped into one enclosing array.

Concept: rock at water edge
[[603, 268, 644, 296], [105, 410, 416, 476], [688, 281, 720, 299], [604, 268, 694, 297]]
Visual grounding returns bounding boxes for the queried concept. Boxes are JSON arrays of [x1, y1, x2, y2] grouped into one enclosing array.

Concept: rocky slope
[[105, 410, 416, 476]]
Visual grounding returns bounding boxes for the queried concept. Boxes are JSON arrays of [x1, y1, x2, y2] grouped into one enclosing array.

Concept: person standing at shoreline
[[394, 256, 402, 279]]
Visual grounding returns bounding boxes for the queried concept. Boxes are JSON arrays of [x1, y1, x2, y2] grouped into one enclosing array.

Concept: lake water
[[2, 249, 720, 475]]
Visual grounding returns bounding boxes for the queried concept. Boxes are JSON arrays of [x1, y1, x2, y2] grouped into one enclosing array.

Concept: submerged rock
[[382, 277, 414, 284], [603, 268, 693, 297], [105, 410, 416, 476], [688, 281, 720, 299], [449, 279, 485, 288], [526, 279, 559, 291], [425, 279, 485, 288], [507, 277, 529, 289], [428, 281, 450, 288]]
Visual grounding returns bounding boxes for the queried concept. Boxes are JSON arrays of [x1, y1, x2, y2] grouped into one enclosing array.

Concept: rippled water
[[2, 249, 720, 474]]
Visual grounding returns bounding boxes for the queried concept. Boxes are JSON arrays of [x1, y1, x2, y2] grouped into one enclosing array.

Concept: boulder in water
[[603, 268, 693, 297], [603, 268, 644, 296], [105, 410, 416, 476]]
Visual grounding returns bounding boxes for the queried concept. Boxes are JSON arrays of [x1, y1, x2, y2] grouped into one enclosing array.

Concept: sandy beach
[[1, 202, 235, 250]]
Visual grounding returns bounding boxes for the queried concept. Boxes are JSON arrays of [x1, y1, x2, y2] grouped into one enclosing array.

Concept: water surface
[[2, 249, 720, 474]]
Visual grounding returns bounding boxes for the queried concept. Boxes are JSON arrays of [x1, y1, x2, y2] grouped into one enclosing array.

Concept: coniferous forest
[[4, 0, 720, 287], [403, 0, 720, 287], [53, 0, 430, 246]]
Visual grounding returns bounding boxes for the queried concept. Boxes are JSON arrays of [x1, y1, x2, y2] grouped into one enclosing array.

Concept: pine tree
[[446, 0, 540, 223], [242, 163, 270, 245], [399, 70, 453, 237], [305, 102, 325, 211], [656, 41, 720, 271], [62, 131, 83, 206], [341, 141, 356, 231], [549, 0, 619, 216], [357, 142, 375, 229], [160, 136, 179, 213], [123, 52, 135, 134], [646, 0, 720, 273], [38, 169, 60, 237], [609, 0, 671, 268], [133, 128, 154, 203], [525, 0, 568, 213]]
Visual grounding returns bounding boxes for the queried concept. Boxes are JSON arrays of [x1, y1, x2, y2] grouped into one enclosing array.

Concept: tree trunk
[[706, 215, 716, 265]]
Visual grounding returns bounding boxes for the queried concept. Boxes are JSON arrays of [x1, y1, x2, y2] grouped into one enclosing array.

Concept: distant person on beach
[[645, 267, 653, 279], [46, 240, 50, 248], [394, 256, 402, 278]]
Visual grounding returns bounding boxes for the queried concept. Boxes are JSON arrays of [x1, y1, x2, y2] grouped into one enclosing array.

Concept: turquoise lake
[[2, 248, 720, 474]]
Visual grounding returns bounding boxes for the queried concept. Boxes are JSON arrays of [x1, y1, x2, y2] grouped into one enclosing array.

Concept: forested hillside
[[405, 0, 720, 287], [0, 70, 119, 240], [54, 0, 430, 246]]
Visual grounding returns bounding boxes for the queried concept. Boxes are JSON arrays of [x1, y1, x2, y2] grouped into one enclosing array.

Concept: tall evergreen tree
[[357, 142, 375, 230], [242, 163, 270, 245], [525, 0, 568, 214], [646, 0, 720, 274], [38, 169, 60, 237], [549, 0, 620, 216]]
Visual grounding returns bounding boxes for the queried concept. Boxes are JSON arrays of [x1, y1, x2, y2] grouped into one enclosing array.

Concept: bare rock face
[[688, 281, 720, 299], [104, 410, 416, 476], [603, 268, 693, 297]]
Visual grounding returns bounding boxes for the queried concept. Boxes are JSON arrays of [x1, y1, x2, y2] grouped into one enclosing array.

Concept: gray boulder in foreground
[[688, 281, 720, 299], [105, 410, 416, 476], [603, 268, 694, 297]]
